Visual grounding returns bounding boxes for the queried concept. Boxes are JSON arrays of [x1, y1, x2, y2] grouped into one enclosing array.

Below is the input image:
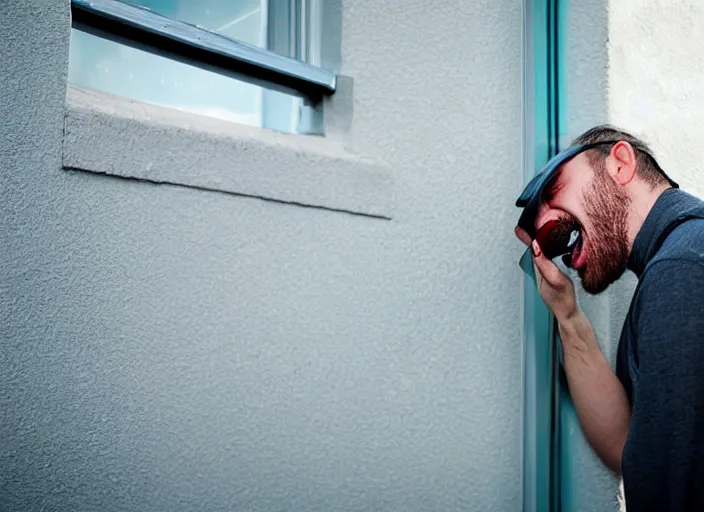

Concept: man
[[514, 125, 704, 511]]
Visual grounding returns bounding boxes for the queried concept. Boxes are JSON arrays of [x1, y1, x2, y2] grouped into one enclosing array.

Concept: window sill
[[62, 85, 393, 219]]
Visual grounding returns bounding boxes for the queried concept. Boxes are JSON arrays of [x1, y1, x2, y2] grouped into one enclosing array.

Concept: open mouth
[[535, 217, 583, 268]]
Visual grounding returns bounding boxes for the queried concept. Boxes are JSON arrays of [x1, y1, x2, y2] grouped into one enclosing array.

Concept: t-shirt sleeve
[[622, 258, 704, 510]]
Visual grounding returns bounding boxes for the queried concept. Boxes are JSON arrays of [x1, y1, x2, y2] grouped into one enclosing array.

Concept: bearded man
[[515, 125, 704, 511]]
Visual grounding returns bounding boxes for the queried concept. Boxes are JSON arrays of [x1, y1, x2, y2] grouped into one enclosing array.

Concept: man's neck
[[626, 183, 672, 254]]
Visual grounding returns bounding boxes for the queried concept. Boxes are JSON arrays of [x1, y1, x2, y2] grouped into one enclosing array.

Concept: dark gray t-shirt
[[616, 188, 704, 511]]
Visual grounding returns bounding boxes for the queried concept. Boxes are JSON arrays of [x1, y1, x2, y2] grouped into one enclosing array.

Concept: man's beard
[[578, 171, 631, 295]]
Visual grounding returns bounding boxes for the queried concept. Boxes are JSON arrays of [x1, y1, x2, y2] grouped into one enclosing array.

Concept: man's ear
[[608, 141, 638, 186]]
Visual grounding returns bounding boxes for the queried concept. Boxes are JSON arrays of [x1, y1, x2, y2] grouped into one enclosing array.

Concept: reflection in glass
[[68, 0, 314, 134], [122, 0, 267, 47]]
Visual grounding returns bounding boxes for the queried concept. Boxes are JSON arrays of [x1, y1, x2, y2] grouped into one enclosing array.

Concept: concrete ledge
[[62, 85, 394, 218]]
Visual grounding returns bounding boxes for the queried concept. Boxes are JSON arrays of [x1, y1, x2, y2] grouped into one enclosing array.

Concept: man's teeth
[[567, 229, 580, 248]]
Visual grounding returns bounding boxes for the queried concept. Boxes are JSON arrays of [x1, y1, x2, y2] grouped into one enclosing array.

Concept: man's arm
[[557, 311, 631, 474], [622, 259, 704, 510], [528, 238, 630, 474]]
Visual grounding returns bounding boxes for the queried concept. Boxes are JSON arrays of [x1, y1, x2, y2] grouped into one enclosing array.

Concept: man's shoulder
[[631, 239, 704, 359], [647, 217, 704, 270], [636, 246, 704, 316], [636, 218, 704, 304]]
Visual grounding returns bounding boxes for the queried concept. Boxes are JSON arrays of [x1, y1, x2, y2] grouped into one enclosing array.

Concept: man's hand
[[531, 240, 578, 322], [515, 226, 578, 322], [515, 225, 629, 474]]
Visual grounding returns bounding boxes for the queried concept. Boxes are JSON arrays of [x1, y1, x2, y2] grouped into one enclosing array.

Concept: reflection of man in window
[[515, 125, 704, 511]]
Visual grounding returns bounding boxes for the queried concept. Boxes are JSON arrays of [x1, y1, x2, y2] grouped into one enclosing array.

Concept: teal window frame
[[70, 0, 336, 99], [521, 0, 565, 510]]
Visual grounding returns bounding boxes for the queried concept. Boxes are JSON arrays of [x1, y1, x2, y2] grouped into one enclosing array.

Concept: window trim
[[70, 0, 337, 100], [62, 85, 393, 220], [521, 0, 563, 511]]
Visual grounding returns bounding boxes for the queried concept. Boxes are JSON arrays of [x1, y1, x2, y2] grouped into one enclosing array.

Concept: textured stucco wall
[[608, 0, 704, 198], [1, 1, 524, 511]]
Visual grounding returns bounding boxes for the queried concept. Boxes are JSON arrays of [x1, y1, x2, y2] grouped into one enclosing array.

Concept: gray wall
[[1, 0, 524, 510]]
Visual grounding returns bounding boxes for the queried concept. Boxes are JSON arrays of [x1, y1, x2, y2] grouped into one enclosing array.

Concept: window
[[521, 0, 562, 511], [68, 0, 337, 134]]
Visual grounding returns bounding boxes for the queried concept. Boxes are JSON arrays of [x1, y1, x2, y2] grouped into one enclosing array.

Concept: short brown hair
[[571, 125, 667, 187]]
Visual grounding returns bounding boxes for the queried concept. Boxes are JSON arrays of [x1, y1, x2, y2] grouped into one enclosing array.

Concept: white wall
[[609, 0, 704, 198], [1, 1, 525, 510]]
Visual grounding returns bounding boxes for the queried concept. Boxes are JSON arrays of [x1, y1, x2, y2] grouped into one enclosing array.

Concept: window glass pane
[[123, 0, 267, 47], [68, 29, 300, 132], [68, 0, 324, 134]]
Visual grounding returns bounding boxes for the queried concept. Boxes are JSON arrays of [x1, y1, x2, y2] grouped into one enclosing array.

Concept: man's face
[[534, 152, 631, 294]]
